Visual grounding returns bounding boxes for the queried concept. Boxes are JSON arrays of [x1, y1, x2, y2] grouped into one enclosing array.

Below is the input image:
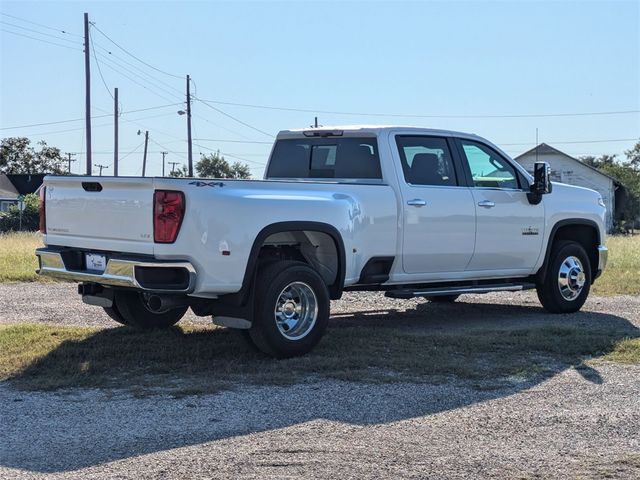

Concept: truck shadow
[[1, 301, 638, 473]]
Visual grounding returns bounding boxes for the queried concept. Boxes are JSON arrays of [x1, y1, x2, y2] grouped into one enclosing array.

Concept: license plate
[[85, 253, 107, 272]]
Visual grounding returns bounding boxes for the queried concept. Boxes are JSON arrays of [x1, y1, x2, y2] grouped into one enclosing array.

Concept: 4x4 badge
[[189, 181, 224, 188], [522, 227, 539, 236]]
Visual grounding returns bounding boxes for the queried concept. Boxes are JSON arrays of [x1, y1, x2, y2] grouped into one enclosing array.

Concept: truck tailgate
[[44, 176, 156, 255]]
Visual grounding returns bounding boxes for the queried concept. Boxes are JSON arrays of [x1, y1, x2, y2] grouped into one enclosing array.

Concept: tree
[[579, 154, 616, 169], [625, 140, 640, 169], [168, 164, 188, 177], [195, 151, 251, 179], [0, 137, 65, 174]]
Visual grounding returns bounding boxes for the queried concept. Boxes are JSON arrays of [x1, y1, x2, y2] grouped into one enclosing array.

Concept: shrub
[[0, 193, 40, 232]]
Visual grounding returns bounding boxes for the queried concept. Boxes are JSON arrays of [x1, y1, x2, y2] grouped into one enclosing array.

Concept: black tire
[[103, 301, 130, 326], [536, 240, 591, 314], [113, 290, 188, 329], [424, 294, 460, 303], [249, 260, 330, 358]]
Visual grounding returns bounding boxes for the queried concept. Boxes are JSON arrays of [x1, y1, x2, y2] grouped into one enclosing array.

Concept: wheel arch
[[538, 219, 601, 284], [241, 221, 347, 300]]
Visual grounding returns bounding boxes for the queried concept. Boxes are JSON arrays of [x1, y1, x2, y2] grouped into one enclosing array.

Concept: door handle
[[407, 199, 427, 207], [477, 200, 495, 208]]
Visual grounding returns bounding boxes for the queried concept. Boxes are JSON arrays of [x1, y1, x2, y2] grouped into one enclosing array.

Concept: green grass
[[1, 322, 638, 394], [0, 232, 43, 282], [592, 235, 640, 296], [0, 232, 638, 295]]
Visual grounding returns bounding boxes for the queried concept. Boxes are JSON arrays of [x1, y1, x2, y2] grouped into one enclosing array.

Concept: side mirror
[[527, 161, 552, 204]]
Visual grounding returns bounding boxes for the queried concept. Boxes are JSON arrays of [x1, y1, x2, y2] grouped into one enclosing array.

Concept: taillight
[[39, 186, 46, 234], [153, 190, 185, 243]]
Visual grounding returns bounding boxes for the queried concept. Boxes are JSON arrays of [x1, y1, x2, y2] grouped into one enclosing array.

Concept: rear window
[[266, 137, 382, 180]]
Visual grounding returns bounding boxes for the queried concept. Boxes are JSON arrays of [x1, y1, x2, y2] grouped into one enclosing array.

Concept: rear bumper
[[35, 248, 196, 293], [595, 244, 608, 279]]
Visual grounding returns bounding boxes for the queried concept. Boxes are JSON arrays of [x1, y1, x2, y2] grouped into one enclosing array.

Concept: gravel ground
[[1, 283, 639, 479]]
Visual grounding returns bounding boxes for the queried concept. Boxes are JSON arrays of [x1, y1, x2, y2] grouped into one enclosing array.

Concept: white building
[[514, 143, 621, 232], [0, 174, 19, 212]]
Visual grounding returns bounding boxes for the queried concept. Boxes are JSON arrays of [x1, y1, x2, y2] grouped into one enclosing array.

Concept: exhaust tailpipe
[[146, 295, 190, 312]]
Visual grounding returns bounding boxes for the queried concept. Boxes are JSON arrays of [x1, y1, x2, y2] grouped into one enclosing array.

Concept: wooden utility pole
[[114, 87, 119, 176], [83, 12, 92, 175], [168, 161, 179, 175], [186, 75, 193, 177], [141, 130, 149, 177], [161, 151, 168, 176], [94, 164, 108, 176], [64, 152, 76, 173]]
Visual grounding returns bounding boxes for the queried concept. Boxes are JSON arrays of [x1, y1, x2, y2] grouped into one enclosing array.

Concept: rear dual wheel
[[246, 261, 330, 358], [103, 290, 187, 329]]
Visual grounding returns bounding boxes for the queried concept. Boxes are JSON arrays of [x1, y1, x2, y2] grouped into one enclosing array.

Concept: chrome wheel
[[274, 281, 318, 340], [558, 256, 586, 301]]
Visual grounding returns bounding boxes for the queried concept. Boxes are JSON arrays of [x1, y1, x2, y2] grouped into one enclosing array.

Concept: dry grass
[[0, 322, 637, 394], [0, 232, 43, 282], [592, 235, 640, 296]]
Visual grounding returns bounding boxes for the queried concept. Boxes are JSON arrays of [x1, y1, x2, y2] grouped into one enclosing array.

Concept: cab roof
[[276, 125, 485, 141]]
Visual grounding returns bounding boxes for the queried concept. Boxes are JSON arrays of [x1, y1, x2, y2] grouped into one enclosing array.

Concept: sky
[[0, 0, 639, 178]]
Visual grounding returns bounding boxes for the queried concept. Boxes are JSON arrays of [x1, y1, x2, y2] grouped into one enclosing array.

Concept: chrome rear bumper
[[35, 248, 196, 293]]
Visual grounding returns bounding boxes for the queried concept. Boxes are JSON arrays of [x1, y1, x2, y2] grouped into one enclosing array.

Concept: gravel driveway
[[1, 283, 639, 479]]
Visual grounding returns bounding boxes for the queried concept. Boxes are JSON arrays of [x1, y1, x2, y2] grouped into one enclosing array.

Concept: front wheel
[[112, 290, 188, 329], [249, 261, 330, 358], [536, 240, 591, 313]]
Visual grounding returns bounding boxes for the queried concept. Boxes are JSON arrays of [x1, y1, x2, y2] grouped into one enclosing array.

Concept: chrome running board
[[385, 282, 536, 299]]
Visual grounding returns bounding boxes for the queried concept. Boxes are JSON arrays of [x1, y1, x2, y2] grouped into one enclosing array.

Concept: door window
[[395, 136, 458, 186], [459, 140, 519, 189]]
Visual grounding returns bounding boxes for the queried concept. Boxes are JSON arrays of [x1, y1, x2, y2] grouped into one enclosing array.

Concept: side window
[[395, 136, 458, 186], [459, 140, 519, 189]]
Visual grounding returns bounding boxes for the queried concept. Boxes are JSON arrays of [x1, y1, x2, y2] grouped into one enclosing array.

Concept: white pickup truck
[[36, 126, 608, 357]]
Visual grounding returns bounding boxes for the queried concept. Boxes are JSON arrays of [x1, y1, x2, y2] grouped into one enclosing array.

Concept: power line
[[193, 97, 275, 138], [1, 103, 181, 130], [193, 138, 273, 144], [197, 98, 640, 119], [0, 20, 82, 45], [119, 140, 145, 161], [96, 56, 180, 104], [89, 29, 114, 101], [94, 47, 184, 96], [0, 12, 83, 37], [90, 23, 183, 79], [0, 28, 82, 51], [95, 51, 183, 101]]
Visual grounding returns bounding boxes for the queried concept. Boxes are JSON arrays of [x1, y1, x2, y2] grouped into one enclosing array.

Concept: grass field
[[0, 232, 44, 283], [0, 322, 638, 393], [1, 232, 638, 295], [591, 235, 640, 296]]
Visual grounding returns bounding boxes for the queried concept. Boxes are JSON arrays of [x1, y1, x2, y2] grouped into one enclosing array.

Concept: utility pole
[[141, 130, 149, 177], [314, 116, 318, 128], [94, 164, 108, 176], [161, 151, 168, 176], [83, 12, 92, 175], [114, 87, 119, 176], [186, 74, 193, 177], [64, 152, 76, 173], [168, 161, 179, 175]]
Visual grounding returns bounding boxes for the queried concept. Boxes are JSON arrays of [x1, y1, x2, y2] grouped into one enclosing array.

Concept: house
[[0, 173, 46, 212], [514, 143, 622, 232], [0, 174, 19, 212]]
